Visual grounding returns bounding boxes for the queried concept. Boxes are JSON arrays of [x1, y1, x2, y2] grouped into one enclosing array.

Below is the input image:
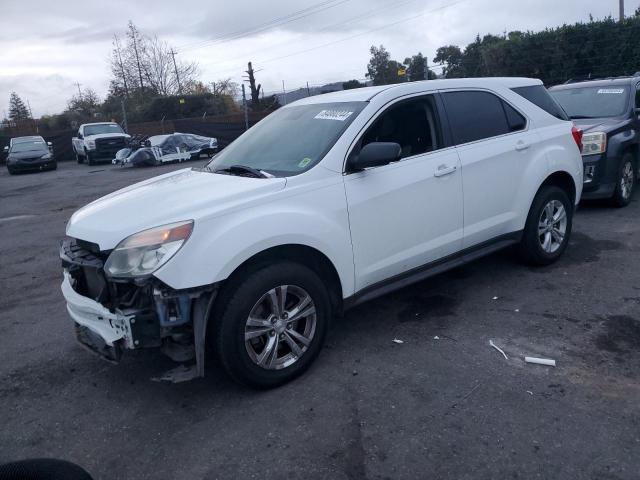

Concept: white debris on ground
[[433, 336, 440, 340], [492, 296, 499, 300], [525, 357, 556, 367], [489, 339, 509, 360], [392, 339, 404, 344]]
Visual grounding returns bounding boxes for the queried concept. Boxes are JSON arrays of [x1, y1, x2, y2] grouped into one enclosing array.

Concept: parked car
[[549, 76, 640, 207], [60, 77, 582, 388], [4, 135, 52, 153], [5, 136, 56, 174], [113, 133, 218, 167], [72, 122, 130, 165]]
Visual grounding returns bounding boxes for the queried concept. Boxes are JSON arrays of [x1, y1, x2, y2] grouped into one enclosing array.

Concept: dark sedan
[[6, 138, 56, 174]]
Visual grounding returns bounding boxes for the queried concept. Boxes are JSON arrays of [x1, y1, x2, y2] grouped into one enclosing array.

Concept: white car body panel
[[65, 77, 583, 302]]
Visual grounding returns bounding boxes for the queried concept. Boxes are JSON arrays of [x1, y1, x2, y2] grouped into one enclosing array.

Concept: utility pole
[[241, 84, 249, 131], [75, 82, 82, 98], [306, 81, 311, 97], [245, 62, 261, 107], [26, 99, 33, 118], [120, 99, 128, 133], [619, 0, 625, 21], [282, 80, 287, 105], [169, 49, 182, 95], [424, 56, 429, 80], [114, 35, 129, 98]]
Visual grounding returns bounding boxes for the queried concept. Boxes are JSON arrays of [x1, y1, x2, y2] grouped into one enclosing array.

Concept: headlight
[[86, 140, 96, 150], [104, 220, 193, 278], [581, 132, 606, 156], [41, 153, 52, 160]]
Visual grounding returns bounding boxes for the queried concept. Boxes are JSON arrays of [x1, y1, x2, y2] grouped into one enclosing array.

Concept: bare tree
[[210, 78, 239, 97], [110, 34, 129, 98], [143, 36, 199, 96]]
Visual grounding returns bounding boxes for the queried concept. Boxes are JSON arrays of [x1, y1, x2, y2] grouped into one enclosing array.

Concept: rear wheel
[[611, 153, 635, 208], [212, 262, 331, 388], [518, 185, 573, 266]]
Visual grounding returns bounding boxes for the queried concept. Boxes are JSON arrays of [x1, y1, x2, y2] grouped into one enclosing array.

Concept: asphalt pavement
[[0, 160, 639, 479]]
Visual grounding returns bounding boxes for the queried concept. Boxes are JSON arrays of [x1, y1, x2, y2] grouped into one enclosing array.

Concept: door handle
[[515, 141, 530, 151], [434, 164, 457, 177]]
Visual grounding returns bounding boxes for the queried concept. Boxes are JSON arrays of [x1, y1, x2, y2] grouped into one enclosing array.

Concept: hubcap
[[538, 200, 567, 254], [621, 161, 634, 200], [244, 285, 317, 370]]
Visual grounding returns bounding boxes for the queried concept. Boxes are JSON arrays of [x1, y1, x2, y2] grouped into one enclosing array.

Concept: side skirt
[[343, 231, 523, 311]]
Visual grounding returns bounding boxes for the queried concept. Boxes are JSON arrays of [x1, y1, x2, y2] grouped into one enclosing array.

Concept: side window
[[357, 95, 442, 160], [511, 85, 569, 121], [442, 91, 513, 145], [502, 101, 526, 132]]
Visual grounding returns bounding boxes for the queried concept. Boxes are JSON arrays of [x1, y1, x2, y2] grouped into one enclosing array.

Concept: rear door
[[440, 89, 540, 248]]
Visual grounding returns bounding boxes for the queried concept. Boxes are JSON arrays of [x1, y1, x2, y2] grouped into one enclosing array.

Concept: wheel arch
[[539, 170, 577, 206], [218, 244, 345, 316]]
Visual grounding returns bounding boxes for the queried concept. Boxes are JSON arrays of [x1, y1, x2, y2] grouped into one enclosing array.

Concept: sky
[[1, 0, 638, 117]]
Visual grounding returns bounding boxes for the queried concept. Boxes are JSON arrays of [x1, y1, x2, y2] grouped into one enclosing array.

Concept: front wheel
[[518, 185, 573, 266], [212, 262, 331, 388], [611, 153, 635, 208], [75, 151, 84, 164]]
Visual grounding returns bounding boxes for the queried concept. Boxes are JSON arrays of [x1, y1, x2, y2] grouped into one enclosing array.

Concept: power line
[[203, 0, 469, 79], [176, 0, 352, 52]]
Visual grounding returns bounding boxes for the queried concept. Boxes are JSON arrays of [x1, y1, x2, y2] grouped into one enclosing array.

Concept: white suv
[[61, 78, 583, 387]]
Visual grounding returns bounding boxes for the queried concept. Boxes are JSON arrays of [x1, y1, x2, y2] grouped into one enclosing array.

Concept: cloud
[[1, 0, 638, 117]]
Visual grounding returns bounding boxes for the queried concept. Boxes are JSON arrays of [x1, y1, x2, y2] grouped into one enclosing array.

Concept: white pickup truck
[[72, 122, 130, 165]]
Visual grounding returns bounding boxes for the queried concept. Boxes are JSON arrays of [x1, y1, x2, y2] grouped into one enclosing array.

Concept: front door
[[343, 94, 464, 292]]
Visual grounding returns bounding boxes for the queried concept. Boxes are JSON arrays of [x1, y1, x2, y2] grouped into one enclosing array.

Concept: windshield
[[10, 140, 48, 153], [550, 86, 630, 118], [208, 102, 366, 177], [84, 124, 124, 136]]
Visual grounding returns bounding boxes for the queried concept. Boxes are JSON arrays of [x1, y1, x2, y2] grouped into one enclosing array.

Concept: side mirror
[[350, 142, 402, 171], [3, 146, 7, 153], [47, 141, 52, 146]]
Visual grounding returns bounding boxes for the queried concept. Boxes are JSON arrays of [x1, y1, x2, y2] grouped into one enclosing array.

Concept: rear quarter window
[[512, 85, 569, 121]]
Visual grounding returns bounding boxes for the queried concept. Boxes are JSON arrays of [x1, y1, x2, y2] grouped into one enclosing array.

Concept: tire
[[518, 185, 573, 266], [212, 262, 331, 388], [7, 166, 15, 175], [50, 161, 58, 171], [86, 151, 95, 166], [610, 153, 635, 208], [76, 151, 84, 164]]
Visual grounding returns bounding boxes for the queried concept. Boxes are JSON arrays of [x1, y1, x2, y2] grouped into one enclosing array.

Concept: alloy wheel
[[244, 285, 317, 370], [621, 161, 634, 200], [538, 200, 567, 253]]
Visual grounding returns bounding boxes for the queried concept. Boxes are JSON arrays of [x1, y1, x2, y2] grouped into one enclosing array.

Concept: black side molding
[[343, 231, 523, 311]]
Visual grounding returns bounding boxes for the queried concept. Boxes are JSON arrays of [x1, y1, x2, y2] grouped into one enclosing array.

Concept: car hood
[[67, 168, 287, 250], [572, 117, 628, 134], [84, 133, 131, 141], [8, 150, 49, 160]]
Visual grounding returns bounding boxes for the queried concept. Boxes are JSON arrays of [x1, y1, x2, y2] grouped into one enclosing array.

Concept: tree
[[433, 45, 464, 78], [342, 79, 365, 90], [403, 53, 436, 81], [8, 92, 30, 121], [366, 45, 405, 85], [210, 78, 240, 97], [143, 35, 199, 96]]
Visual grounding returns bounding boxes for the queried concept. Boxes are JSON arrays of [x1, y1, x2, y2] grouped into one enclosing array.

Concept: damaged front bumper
[[61, 271, 133, 361], [60, 238, 215, 376]]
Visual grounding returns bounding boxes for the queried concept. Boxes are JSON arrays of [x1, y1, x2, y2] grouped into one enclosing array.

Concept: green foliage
[[342, 79, 365, 90], [8, 92, 30, 121], [366, 45, 406, 85], [403, 53, 436, 81], [433, 16, 640, 84]]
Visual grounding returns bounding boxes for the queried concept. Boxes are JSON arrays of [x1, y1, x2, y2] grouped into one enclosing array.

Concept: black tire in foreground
[[611, 153, 636, 208], [518, 185, 573, 266], [75, 151, 84, 164], [212, 262, 331, 389]]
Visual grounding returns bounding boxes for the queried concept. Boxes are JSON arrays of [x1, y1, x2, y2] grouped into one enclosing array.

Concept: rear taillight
[[571, 125, 583, 152]]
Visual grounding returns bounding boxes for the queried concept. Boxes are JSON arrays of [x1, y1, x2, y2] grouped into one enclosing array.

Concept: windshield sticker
[[314, 109, 354, 121], [298, 157, 312, 168], [597, 88, 624, 94]]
